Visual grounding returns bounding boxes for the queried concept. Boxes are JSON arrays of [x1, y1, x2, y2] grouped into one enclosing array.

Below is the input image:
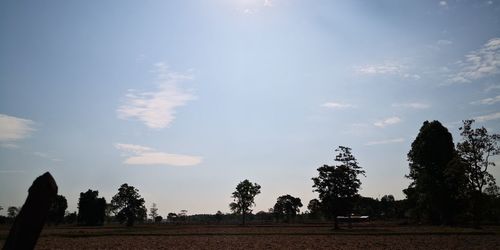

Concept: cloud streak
[[356, 62, 420, 79], [474, 112, 500, 122], [374, 116, 402, 128], [470, 95, 500, 105], [321, 102, 354, 109], [115, 143, 202, 166], [392, 102, 430, 109], [0, 114, 35, 147], [449, 37, 500, 83], [117, 63, 196, 129], [365, 138, 404, 146]]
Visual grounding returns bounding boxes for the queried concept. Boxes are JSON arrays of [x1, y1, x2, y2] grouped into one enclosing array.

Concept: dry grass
[[1, 223, 500, 249]]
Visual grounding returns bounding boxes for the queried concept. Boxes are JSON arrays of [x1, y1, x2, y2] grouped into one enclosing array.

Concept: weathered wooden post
[[3, 172, 58, 250]]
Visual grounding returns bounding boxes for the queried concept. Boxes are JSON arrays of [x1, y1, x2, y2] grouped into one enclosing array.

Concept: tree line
[[1, 119, 499, 228]]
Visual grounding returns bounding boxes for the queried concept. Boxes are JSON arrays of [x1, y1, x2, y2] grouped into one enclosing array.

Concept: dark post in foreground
[[3, 172, 58, 250]]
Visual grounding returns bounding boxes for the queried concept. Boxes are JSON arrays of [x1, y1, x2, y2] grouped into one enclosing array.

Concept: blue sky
[[1, 0, 500, 216]]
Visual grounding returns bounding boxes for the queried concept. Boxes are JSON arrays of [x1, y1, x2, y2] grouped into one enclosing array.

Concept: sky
[[1, 0, 500, 217]]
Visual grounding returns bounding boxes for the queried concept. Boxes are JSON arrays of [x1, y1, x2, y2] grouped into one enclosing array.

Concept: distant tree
[[457, 119, 500, 227], [352, 196, 380, 218], [7, 206, 19, 218], [111, 184, 147, 227], [307, 199, 322, 219], [167, 212, 178, 223], [230, 179, 261, 225], [155, 215, 163, 223], [405, 120, 465, 225], [215, 210, 223, 223], [78, 189, 107, 226], [149, 203, 159, 222], [179, 209, 188, 222], [64, 211, 77, 224], [312, 146, 365, 229], [47, 195, 68, 225], [380, 195, 395, 219], [273, 195, 303, 222]]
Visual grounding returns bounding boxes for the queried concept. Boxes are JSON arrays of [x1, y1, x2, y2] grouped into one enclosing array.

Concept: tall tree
[[111, 183, 147, 227], [457, 119, 500, 226], [230, 179, 261, 225], [77, 189, 106, 226], [273, 194, 303, 222], [406, 120, 463, 224], [312, 146, 365, 229], [47, 195, 68, 225], [149, 203, 159, 222]]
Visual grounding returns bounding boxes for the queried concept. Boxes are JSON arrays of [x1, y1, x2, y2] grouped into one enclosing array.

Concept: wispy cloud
[[33, 152, 62, 162], [439, 1, 447, 7], [117, 62, 196, 129], [115, 143, 202, 166], [474, 112, 500, 122], [0, 114, 35, 148], [321, 102, 354, 109], [392, 102, 430, 109], [470, 95, 500, 105], [356, 62, 420, 79], [374, 116, 402, 128], [0, 170, 26, 174], [365, 138, 404, 146], [484, 84, 500, 92], [448, 37, 500, 83], [437, 40, 452, 46], [356, 62, 401, 75]]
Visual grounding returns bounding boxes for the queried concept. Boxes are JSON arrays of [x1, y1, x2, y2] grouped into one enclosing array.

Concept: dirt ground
[[1, 223, 500, 249]]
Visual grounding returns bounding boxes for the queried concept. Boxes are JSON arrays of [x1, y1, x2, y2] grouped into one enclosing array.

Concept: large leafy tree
[[230, 179, 261, 225], [457, 119, 500, 226], [273, 194, 303, 222], [307, 199, 322, 219], [312, 146, 365, 229], [111, 183, 147, 227], [77, 189, 107, 226], [47, 195, 68, 225], [406, 120, 465, 225]]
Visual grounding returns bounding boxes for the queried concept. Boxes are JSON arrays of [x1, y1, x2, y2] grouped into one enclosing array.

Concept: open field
[[2, 223, 500, 249]]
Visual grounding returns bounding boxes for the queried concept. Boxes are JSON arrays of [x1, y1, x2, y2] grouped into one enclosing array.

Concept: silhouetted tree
[[405, 121, 465, 225], [230, 179, 261, 225], [64, 211, 77, 224], [215, 210, 223, 223], [273, 194, 303, 222], [380, 195, 396, 219], [457, 119, 500, 227], [167, 212, 178, 223], [47, 195, 67, 225], [77, 189, 106, 226], [149, 203, 159, 222], [307, 199, 322, 219], [7, 206, 19, 218], [111, 183, 147, 227], [155, 215, 163, 223], [352, 196, 380, 218], [312, 146, 365, 229]]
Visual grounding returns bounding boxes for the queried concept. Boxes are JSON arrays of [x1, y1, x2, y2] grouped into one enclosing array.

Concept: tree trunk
[[472, 191, 483, 229], [333, 215, 339, 230], [348, 213, 352, 229], [242, 211, 246, 225]]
